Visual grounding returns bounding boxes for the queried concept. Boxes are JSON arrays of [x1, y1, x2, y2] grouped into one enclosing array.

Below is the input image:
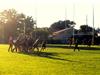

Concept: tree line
[[0, 9, 49, 43], [0, 9, 100, 44]]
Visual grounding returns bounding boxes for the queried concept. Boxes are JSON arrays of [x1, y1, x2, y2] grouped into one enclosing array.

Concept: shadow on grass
[[47, 45, 100, 50], [18, 51, 82, 63]]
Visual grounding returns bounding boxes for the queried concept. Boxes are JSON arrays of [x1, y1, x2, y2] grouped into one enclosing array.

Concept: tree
[[50, 20, 76, 32], [32, 27, 50, 41], [16, 14, 35, 34], [16, 13, 26, 34], [0, 9, 18, 42], [96, 28, 100, 33], [78, 25, 99, 38], [79, 25, 98, 45], [0, 9, 35, 43], [79, 25, 93, 33], [24, 16, 35, 33]]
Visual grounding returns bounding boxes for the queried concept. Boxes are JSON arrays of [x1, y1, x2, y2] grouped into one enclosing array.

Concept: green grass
[[0, 44, 100, 75]]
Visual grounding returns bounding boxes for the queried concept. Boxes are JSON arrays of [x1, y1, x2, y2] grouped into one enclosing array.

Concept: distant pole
[[65, 7, 67, 28], [65, 7, 67, 42], [34, 7, 37, 38], [92, 6, 94, 45], [73, 4, 75, 22], [35, 7, 37, 29], [73, 4, 75, 44], [86, 15, 88, 25]]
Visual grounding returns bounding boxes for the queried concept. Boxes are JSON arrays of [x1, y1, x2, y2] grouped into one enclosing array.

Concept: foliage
[[24, 16, 35, 33], [17, 14, 35, 34], [79, 25, 93, 33], [0, 9, 18, 42], [50, 20, 76, 32], [32, 27, 50, 40], [96, 28, 100, 33], [79, 25, 98, 38], [0, 9, 35, 43]]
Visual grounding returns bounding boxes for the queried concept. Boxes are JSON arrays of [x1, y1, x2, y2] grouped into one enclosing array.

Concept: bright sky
[[0, 0, 100, 29]]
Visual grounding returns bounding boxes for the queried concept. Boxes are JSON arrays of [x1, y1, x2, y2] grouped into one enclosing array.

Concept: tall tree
[[50, 20, 75, 32], [16, 13, 26, 34], [0, 9, 18, 42], [24, 16, 35, 33], [0, 9, 35, 43], [79, 25, 93, 33]]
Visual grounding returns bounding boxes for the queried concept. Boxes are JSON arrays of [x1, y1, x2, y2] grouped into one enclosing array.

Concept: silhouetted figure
[[41, 40, 47, 51], [68, 38, 73, 47], [32, 38, 40, 52], [87, 39, 91, 47], [12, 39, 20, 52], [8, 36, 13, 52], [26, 34, 34, 52], [12, 33, 27, 52], [74, 39, 80, 51]]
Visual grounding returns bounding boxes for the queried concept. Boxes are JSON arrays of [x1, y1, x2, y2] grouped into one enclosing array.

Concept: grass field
[[0, 44, 100, 75]]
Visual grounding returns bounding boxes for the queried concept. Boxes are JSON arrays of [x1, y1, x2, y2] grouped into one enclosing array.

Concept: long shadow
[[18, 51, 82, 63], [47, 45, 100, 50]]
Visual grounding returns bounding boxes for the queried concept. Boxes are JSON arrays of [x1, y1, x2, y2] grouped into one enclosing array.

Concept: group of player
[[8, 33, 47, 53]]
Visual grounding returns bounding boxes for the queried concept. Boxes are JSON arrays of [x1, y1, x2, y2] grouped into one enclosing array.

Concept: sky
[[0, 0, 100, 29]]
